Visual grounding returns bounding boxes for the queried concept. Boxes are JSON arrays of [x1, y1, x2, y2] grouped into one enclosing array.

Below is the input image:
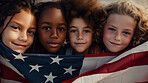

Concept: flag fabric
[[0, 39, 118, 83], [63, 41, 148, 83], [0, 39, 148, 83]]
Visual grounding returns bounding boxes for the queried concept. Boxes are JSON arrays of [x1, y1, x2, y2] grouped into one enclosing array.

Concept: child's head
[[36, 1, 67, 53], [95, 1, 148, 52], [0, 0, 37, 53], [69, 17, 93, 54], [64, 0, 101, 54]]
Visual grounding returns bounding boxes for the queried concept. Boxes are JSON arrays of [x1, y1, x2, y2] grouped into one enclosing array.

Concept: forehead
[[4, 10, 36, 28], [70, 18, 92, 29], [106, 14, 136, 30], [40, 8, 64, 19]]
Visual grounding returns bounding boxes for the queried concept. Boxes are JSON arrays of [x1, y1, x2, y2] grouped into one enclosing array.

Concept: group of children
[[0, 0, 148, 82], [0, 0, 148, 55]]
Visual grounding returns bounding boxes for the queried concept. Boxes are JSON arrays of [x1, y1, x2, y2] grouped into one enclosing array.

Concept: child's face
[[69, 18, 93, 53], [1, 10, 36, 53], [103, 14, 136, 52], [38, 8, 67, 53]]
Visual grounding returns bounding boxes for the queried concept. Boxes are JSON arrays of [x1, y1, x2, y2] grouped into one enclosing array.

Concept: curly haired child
[[62, 0, 103, 55], [94, 1, 148, 53]]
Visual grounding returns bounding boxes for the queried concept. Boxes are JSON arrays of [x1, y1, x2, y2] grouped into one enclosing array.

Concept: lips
[[110, 41, 121, 45], [12, 42, 27, 48], [47, 42, 60, 48], [75, 42, 86, 46]]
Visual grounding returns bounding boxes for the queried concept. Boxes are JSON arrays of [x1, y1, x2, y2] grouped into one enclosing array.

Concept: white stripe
[[108, 41, 148, 63], [80, 56, 116, 74], [0, 55, 25, 78], [1, 78, 22, 83], [73, 65, 148, 83]]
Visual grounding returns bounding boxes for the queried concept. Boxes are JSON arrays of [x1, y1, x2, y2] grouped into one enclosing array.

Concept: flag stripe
[[72, 65, 148, 83], [1, 78, 22, 83], [79, 56, 116, 74], [0, 55, 28, 83], [0, 55, 24, 77], [108, 41, 148, 63], [63, 51, 148, 83]]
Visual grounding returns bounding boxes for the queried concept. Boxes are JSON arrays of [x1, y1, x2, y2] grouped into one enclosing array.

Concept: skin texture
[[1, 10, 36, 53], [38, 8, 67, 53], [103, 14, 136, 52], [69, 17, 93, 54]]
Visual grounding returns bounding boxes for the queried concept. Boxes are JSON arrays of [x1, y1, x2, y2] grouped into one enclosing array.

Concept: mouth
[[12, 42, 27, 48], [47, 42, 60, 48], [110, 41, 121, 45], [75, 42, 86, 46]]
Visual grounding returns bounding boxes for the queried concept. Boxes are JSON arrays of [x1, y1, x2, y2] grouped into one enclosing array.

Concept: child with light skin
[[0, 0, 37, 53], [28, 1, 67, 54], [0, 0, 37, 82], [94, 1, 148, 53], [64, 0, 102, 55]]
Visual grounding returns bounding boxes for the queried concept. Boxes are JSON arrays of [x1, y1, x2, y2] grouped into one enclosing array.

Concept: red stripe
[[1, 63, 29, 83], [63, 51, 148, 83]]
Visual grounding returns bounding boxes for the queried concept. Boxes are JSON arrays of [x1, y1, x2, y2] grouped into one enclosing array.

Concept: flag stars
[[12, 53, 27, 61], [44, 72, 57, 83], [50, 56, 63, 65], [29, 64, 42, 73], [64, 66, 76, 75]]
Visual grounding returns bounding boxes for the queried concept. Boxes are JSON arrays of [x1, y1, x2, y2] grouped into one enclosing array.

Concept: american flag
[[0, 39, 148, 83]]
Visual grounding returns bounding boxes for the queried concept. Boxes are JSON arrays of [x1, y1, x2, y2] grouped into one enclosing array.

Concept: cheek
[[103, 30, 113, 41], [27, 36, 34, 44], [123, 37, 132, 46], [38, 30, 48, 40]]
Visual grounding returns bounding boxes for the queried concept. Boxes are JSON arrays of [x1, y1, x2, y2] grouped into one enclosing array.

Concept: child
[[28, 1, 67, 54], [0, 0, 37, 82], [63, 0, 103, 55], [0, 0, 37, 53], [94, 1, 148, 53]]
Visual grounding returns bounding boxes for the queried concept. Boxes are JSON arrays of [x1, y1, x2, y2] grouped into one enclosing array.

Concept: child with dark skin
[[28, 1, 68, 54]]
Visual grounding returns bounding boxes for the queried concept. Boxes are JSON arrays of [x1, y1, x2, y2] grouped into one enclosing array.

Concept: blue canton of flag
[[1, 50, 84, 83]]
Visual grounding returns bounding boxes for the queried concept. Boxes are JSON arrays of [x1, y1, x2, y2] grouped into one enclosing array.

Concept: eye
[[70, 29, 77, 33], [123, 31, 131, 35], [11, 26, 19, 30], [84, 30, 91, 33], [28, 30, 35, 36], [42, 26, 51, 30], [58, 27, 65, 31], [108, 27, 116, 31]]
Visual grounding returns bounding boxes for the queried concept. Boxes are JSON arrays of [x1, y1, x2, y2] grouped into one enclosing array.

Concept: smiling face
[[38, 8, 67, 53], [69, 18, 93, 54], [103, 14, 136, 52], [1, 10, 36, 53]]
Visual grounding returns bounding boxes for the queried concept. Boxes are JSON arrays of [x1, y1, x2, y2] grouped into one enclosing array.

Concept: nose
[[18, 31, 27, 42], [114, 32, 121, 41], [77, 31, 83, 40], [50, 29, 58, 39]]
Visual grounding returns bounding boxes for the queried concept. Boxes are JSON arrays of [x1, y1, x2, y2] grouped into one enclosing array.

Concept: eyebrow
[[69, 26, 77, 28], [108, 25, 132, 31], [58, 23, 66, 26], [10, 21, 23, 27], [40, 22, 51, 25], [10, 21, 36, 29]]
